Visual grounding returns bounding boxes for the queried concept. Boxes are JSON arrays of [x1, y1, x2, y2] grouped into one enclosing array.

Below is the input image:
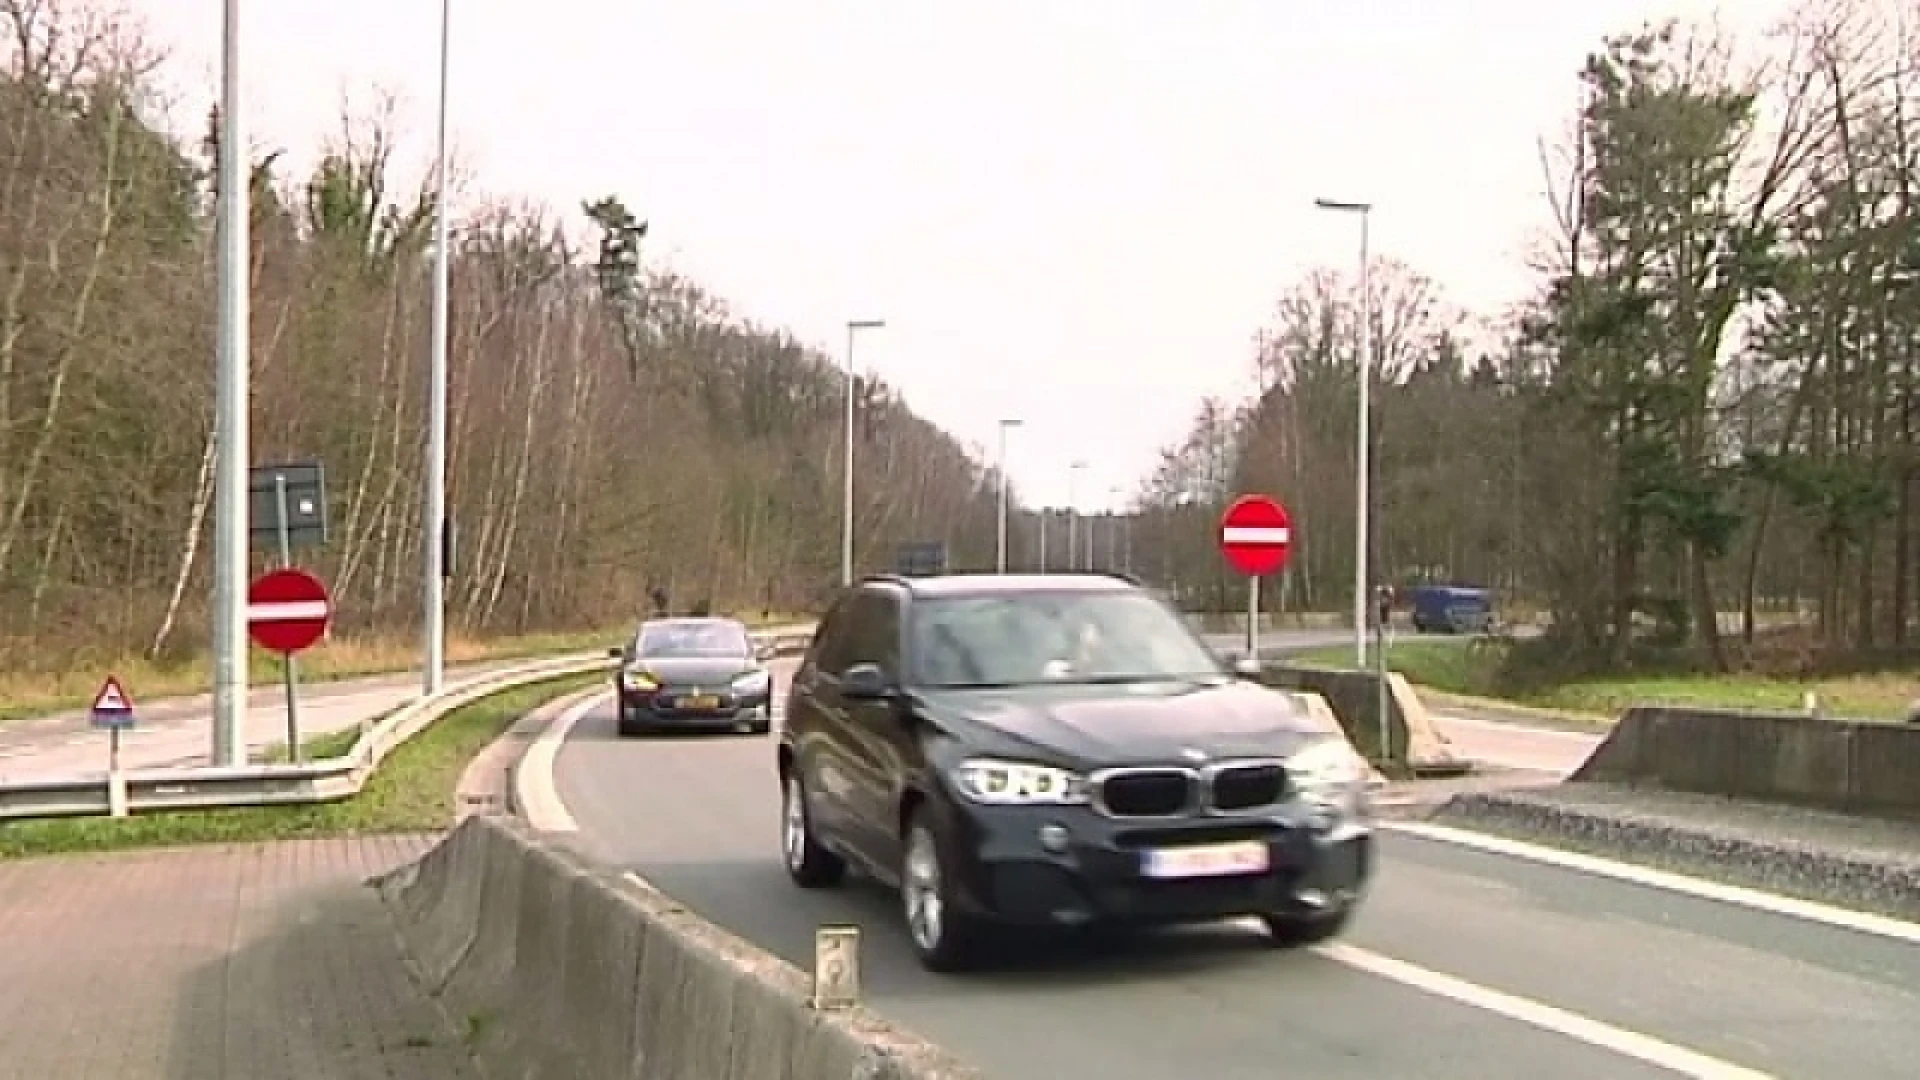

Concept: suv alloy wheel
[[781, 766, 845, 888], [901, 808, 981, 972]]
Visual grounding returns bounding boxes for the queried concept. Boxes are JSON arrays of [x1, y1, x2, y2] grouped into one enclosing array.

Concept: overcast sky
[[137, 0, 1790, 511]]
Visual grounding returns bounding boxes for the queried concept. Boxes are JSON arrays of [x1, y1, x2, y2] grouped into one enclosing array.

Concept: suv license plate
[[1140, 840, 1270, 879]]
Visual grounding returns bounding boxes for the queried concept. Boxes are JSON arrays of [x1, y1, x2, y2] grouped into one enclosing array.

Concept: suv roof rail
[[857, 572, 915, 589], [1085, 569, 1144, 587]]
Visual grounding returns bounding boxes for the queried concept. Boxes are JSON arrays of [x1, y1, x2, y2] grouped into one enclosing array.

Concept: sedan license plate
[[680, 694, 720, 710], [1140, 840, 1270, 880]]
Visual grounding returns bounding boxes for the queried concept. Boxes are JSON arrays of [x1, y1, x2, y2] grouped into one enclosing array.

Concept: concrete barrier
[[1261, 664, 1471, 776], [1278, 690, 1390, 789], [1571, 705, 1920, 816], [376, 814, 980, 1080]]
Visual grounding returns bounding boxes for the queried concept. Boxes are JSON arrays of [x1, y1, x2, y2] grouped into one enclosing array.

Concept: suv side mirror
[[841, 662, 896, 700]]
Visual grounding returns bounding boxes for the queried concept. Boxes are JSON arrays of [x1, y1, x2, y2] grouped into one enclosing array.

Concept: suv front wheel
[[901, 809, 983, 972], [781, 767, 845, 888]]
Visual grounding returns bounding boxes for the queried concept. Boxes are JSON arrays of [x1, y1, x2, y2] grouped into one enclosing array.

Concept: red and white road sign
[[247, 567, 333, 654], [1219, 494, 1293, 576], [91, 675, 133, 713], [89, 674, 135, 729]]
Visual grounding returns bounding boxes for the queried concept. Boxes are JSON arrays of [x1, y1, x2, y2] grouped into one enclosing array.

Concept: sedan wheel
[[781, 768, 844, 888], [901, 811, 979, 972]]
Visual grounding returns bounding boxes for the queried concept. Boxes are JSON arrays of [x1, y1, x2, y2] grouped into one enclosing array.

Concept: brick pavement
[[0, 833, 479, 1080]]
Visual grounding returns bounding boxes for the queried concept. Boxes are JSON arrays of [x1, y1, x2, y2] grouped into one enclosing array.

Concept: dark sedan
[[776, 572, 1374, 972], [608, 617, 774, 737]]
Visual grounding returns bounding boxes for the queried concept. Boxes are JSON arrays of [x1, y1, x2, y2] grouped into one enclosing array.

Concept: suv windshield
[[638, 621, 749, 658], [906, 589, 1225, 689]]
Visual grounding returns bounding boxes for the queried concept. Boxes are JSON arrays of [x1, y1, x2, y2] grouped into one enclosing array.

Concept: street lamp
[[1067, 461, 1088, 571], [996, 419, 1022, 572], [424, 0, 454, 694], [841, 318, 886, 586], [210, 0, 251, 765], [1315, 196, 1373, 667]]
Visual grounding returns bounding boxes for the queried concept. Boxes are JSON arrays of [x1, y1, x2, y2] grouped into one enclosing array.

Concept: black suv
[[776, 572, 1374, 972]]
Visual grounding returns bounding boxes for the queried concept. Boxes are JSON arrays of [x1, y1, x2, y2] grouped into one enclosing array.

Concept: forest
[[1130, 2, 1920, 679], [0, 1, 1008, 680]]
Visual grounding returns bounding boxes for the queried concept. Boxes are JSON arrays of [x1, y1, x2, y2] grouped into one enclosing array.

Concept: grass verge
[[0, 611, 803, 725], [1289, 639, 1917, 722], [0, 671, 601, 860]]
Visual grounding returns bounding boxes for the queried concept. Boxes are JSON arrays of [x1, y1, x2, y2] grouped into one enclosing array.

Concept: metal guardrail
[[0, 625, 816, 822]]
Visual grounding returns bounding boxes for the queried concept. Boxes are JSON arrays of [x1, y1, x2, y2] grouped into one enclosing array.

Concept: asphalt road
[[551, 661, 1920, 1079]]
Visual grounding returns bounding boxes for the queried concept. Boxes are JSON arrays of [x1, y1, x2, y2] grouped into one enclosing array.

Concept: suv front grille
[[1095, 769, 1196, 817], [1209, 763, 1288, 811], [1090, 758, 1291, 819]]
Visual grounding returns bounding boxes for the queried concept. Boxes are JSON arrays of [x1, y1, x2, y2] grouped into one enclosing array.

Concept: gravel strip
[[1428, 782, 1920, 922]]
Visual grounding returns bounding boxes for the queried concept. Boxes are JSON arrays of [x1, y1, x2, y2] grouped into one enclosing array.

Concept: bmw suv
[[775, 572, 1374, 972]]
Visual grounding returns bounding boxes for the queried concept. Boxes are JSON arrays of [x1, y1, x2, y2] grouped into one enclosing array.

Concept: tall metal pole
[[423, 0, 453, 694], [1067, 461, 1087, 571], [995, 419, 1020, 572], [1315, 197, 1373, 667], [841, 319, 884, 586], [1357, 211, 1372, 667], [210, 0, 250, 767]]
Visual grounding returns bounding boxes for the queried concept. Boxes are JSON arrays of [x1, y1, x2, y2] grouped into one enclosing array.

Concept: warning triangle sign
[[91, 676, 133, 713]]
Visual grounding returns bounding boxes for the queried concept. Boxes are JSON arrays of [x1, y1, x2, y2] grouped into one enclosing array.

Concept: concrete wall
[[376, 814, 981, 1080], [1572, 706, 1920, 816]]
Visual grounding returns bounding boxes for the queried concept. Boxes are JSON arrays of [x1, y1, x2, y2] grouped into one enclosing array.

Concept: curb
[[1430, 788, 1920, 923]]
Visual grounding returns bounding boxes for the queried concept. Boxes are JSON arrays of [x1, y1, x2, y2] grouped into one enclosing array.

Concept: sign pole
[[106, 725, 127, 818], [1246, 574, 1260, 659], [274, 475, 303, 763], [1374, 587, 1391, 763]]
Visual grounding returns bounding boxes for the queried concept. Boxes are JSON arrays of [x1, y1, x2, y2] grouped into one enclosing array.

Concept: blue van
[[1408, 585, 1493, 634]]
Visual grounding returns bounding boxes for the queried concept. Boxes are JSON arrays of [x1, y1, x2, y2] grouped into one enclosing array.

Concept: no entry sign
[[247, 567, 333, 654], [1219, 494, 1293, 576]]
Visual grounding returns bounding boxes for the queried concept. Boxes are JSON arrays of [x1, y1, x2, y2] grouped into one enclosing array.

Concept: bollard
[[811, 925, 861, 1010], [1803, 690, 1823, 721], [105, 771, 129, 818]]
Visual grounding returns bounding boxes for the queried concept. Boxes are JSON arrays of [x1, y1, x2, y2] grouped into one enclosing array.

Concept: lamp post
[[1067, 461, 1088, 571], [995, 419, 1021, 572], [423, 0, 454, 694], [1315, 196, 1373, 667], [841, 318, 885, 585], [210, 0, 250, 765]]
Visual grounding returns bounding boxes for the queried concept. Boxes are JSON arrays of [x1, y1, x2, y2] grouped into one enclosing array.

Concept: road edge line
[[1382, 819, 1920, 946], [515, 688, 609, 833], [1314, 943, 1778, 1079]]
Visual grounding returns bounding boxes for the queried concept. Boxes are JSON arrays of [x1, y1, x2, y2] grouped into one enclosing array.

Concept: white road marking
[[1384, 821, 1920, 946], [515, 689, 609, 833], [1315, 943, 1777, 1078]]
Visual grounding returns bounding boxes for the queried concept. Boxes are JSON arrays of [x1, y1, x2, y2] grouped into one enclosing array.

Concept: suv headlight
[[951, 759, 1090, 805], [1287, 738, 1368, 812], [732, 669, 771, 693]]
